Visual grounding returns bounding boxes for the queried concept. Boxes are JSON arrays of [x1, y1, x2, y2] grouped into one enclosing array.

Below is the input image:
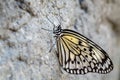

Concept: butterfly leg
[[49, 43, 55, 52]]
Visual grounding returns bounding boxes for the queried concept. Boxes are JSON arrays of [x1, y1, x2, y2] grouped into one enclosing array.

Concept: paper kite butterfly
[[52, 25, 113, 75]]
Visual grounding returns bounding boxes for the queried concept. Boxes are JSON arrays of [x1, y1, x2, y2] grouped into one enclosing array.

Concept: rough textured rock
[[0, 0, 119, 80]]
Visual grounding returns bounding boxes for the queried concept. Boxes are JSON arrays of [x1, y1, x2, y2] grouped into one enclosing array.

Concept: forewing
[[56, 29, 113, 74]]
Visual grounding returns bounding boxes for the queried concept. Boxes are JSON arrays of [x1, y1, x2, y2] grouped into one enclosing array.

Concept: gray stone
[[0, 0, 119, 80]]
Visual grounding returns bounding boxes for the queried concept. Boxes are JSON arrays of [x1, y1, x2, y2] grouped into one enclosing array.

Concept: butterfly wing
[[56, 29, 113, 74]]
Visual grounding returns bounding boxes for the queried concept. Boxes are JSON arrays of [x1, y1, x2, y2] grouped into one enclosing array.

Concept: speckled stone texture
[[0, 0, 119, 80]]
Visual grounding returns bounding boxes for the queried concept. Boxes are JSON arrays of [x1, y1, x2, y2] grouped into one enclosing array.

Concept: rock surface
[[0, 0, 119, 80]]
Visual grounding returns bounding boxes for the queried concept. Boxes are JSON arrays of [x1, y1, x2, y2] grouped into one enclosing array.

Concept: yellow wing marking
[[56, 30, 113, 74]]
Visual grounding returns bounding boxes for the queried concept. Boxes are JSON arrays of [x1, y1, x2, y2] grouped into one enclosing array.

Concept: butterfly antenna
[[51, 1, 63, 29], [40, 10, 56, 30], [46, 15, 56, 31], [55, 1, 62, 27]]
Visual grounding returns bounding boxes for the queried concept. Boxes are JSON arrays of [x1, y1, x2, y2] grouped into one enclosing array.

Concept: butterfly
[[52, 25, 113, 75]]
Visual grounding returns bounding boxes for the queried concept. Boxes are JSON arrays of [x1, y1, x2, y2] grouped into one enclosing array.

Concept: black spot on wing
[[84, 48, 86, 51], [85, 55, 88, 58], [78, 41, 82, 45], [89, 46, 93, 52]]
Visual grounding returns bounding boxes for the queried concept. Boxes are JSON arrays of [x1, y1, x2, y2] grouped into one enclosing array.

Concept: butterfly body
[[54, 25, 113, 74]]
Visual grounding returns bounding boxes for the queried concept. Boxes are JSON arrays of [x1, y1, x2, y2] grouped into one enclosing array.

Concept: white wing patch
[[56, 30, 113, 74]]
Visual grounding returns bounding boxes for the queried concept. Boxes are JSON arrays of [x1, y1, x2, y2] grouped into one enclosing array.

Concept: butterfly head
[[53, 25, 62, 35]]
